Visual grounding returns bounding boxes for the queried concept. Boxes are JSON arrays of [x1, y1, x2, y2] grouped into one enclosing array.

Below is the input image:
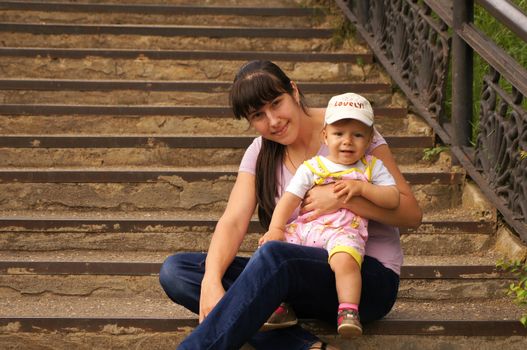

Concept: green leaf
[[521, 315, 527, 327]]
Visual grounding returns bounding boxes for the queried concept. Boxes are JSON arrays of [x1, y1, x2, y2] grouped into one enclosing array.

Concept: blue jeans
[[159, 241, 399, 350]]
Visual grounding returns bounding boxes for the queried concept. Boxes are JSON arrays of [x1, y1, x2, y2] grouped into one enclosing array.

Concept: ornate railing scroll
[[344, 0, 451, 123], [475, 69, 527, 226], [334, 0, 527, 241]]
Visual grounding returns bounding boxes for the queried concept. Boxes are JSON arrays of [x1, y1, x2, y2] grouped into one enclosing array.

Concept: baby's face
[[323, 119, 373, 165]]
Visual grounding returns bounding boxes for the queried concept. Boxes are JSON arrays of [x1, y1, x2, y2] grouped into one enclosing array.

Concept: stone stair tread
[[0, 296, 192, 319], [0, 78, 391, 89], [0, 23, 334, 40], [0, 204, 487, 224], [0, 104, 407, 116], [0, 163, 456, 173], [0, 134, 431, 146], [388, 299, 524, 321], [0, 296, 522, 322], [0, 250, 171, 263], [0, 2, 318, 15], [0, 164, 464, 185], [422, 207, 494, 222], [0, 1, 317, 17], [3, 0, 302, 5], [0, 132, 424, 138], [403, 254, 501, 267], [0, 165, 241, 172], [0, 47, 372, 62], [0, 250, 501, 269]]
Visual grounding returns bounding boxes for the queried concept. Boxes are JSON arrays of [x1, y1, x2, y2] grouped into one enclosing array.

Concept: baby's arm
[[259, 192, 303, 246], [333, 159, 400, 209], [334, 180, 399, 209]]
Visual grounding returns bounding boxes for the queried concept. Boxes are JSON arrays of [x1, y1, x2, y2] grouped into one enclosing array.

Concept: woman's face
[[323, 119, 373, 165], [246, 92, 302, 145]]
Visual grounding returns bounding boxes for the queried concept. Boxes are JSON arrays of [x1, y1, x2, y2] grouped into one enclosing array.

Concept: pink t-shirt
[[239, 129, 403, 275]]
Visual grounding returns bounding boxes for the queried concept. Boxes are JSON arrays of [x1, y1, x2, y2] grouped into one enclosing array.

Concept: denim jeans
[[159, 241, 399, 350]]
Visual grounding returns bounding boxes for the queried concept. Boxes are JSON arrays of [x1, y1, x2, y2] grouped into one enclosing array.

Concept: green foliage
[[330, 14, 356, 48], [302, 0, 356, 48], [496, 259, 527, 327], [422, 146, 448, 162]]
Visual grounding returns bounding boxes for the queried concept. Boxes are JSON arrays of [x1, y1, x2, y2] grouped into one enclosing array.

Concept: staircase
[[0, 0, 526, 348]]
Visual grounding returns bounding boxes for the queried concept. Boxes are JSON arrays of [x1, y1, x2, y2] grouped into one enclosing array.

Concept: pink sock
[[338, 303, 359, 312]]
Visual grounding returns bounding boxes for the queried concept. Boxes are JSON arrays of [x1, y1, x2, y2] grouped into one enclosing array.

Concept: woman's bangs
[[232, 74, 288, 119]]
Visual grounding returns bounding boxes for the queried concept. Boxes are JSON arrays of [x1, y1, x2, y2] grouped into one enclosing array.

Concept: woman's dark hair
[[229, 60, 307, 229]]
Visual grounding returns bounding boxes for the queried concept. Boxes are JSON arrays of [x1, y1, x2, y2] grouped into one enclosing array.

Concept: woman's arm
[[200, 172, 257, 322], [302, 144, 422, 228]]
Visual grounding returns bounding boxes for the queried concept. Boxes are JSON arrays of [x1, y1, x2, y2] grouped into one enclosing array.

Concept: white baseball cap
[[325, 93, 374, 126]]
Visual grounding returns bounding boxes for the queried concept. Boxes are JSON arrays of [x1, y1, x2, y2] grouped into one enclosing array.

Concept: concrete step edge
[[0, 23, 333, 37], [0, 104, 407, 117], [0, 316, 525, 336], [0, 215, 495, 234], [0, 260, 505, 279], [0, 79, 391, 93], [0, 47, 373, 63], [0, 168, 461, 185], [0, 2, 317, 16], [0, 135, 433, 149]]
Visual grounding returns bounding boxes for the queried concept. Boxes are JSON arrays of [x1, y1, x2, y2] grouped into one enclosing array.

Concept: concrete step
[[0, 109, 427, 137], [0, 165, 465, 213], [0, 24, 355, 52], [0, 205, 495, 256], [0, 132, 435, 167], [0, 90, 393, 109], [0, 55, 384, 82], [0, 250, 512, 301], [0, 3, 327, 28], [0, 291, 525, 349], [0, 22, 333, 36], [1, 0, 307, 7]]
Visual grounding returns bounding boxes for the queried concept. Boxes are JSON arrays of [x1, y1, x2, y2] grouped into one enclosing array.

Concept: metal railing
[[334, 0, 527, 241]]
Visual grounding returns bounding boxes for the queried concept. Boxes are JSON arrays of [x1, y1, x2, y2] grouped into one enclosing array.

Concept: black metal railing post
[[452, 0, 474, 154]]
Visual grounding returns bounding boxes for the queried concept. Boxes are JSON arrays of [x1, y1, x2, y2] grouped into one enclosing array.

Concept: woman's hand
[[199, 276, 225, 323], [258, 227, 285, 246], [300, 183, 344, 220]]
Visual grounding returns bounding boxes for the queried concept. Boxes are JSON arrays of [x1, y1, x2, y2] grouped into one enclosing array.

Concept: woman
[[159, 60, 422, 349]]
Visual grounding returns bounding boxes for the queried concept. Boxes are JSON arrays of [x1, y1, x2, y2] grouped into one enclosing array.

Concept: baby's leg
[[328, 247, 363, 338], [329, 251, 361, 304]]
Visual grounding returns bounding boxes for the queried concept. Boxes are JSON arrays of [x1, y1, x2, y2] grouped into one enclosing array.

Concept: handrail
[[477, 0, 527, 42], [334, 0, 527, 241], [459, 22, 527, 97]]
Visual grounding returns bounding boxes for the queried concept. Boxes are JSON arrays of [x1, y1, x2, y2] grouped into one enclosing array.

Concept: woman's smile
[[271, 121, 289, 137]]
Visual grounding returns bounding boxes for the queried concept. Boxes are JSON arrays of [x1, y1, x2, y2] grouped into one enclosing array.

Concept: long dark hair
[[229, 60, 307, 229]]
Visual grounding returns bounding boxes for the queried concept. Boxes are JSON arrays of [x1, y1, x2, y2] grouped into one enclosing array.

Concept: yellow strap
[[364, 156, 376, 182], [305, 156, 377, 185]]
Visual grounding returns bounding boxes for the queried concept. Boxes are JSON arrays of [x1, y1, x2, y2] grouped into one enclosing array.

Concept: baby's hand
[[333, 180, 364, 203], [258, 228, 285, 247]]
